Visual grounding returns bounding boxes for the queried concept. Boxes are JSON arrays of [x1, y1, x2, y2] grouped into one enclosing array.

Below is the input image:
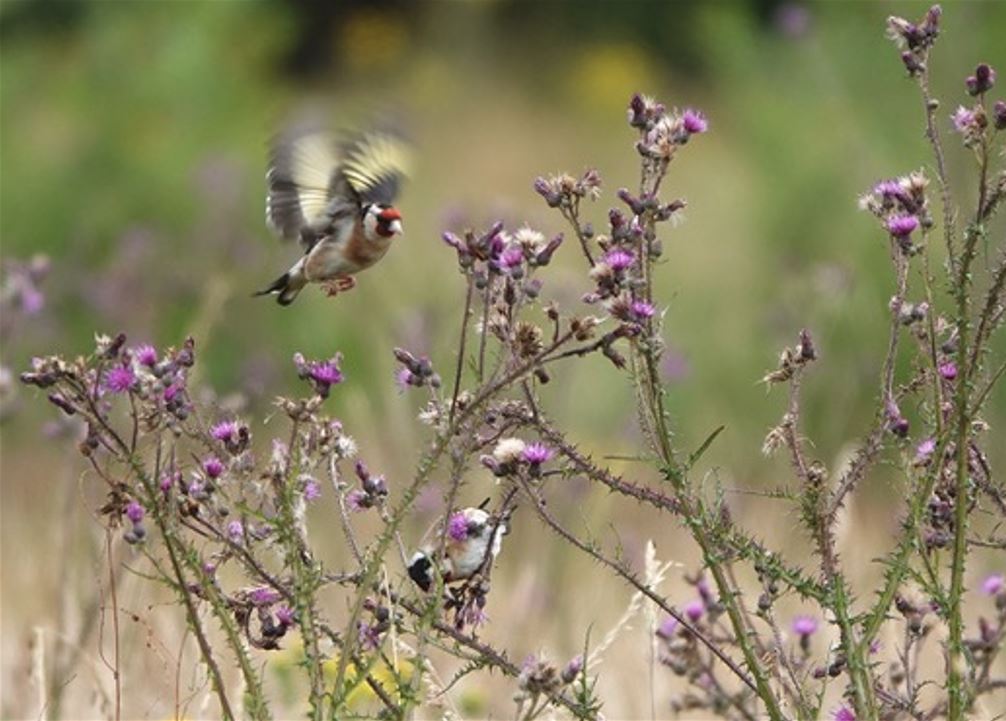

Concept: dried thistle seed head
[[517, 656, 561, 696], [570, 316, 601, 341], [492, 437, 526, 464], [762, 426, 785, 456], [513, 226, 546, 255], [807, 461, 827, 485], [513, 322, 543, 358]]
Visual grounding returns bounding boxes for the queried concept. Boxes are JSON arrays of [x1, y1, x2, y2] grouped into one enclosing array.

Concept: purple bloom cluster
[[951, 105, 978, 133], [885, 400, 910, 438], [886, 214, 918, 238], [392, 348, 440, 391], [211, 420, 240, 442], [604, 249, 635, 272], [104, 364, 136, 394], [203, 456, 225, 479], [833, 705, 856, 721], [345, 460, 388, 512], [2, 254, 49, 316], [125, 500, 145, 524], [302, 478, 321, 502], [444, 220, 564, 279], [983, 574, 1004, 596], [133, 344, 158, 368], [682, 108, 708, 135], [792, 615, 818, 637], [249, 586, 282, 606], [915, 437, 936, 465], [447, 512, 471, 541], [860, 169, 931, 253], [684, 599, 705, 622], [293, 353, 344, 398], [522, 442, 554, 466], [965, 63, 996, 97], [211, 419, 249, 455], [275, 605, 295, 627], [123, 500, 146, 544]]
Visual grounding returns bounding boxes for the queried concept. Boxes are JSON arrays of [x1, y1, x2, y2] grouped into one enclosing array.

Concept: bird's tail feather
[[254, 267, 306, 306]]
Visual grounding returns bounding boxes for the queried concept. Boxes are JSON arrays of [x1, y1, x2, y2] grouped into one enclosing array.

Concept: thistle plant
[[18, 6, 1005, 720]]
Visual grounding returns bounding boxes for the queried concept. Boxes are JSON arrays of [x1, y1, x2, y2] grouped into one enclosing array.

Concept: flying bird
[[255, 120, 411, 305]]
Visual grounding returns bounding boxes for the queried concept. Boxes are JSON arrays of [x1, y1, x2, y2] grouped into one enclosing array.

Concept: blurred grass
[[2, 1, 1005, 717]]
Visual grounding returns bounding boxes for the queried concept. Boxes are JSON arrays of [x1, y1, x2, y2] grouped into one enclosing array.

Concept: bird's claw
[[322, 277, 356, 297]]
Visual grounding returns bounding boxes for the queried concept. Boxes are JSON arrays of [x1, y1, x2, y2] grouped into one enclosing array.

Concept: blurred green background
[[2, 1, 1005, 718]]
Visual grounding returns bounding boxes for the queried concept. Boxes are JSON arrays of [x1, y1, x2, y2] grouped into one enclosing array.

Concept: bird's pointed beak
[[389, 219, 403, 236]]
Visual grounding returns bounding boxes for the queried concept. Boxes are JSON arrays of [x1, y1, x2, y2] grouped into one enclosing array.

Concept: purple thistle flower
[[522, 442, 554, 465], [982, 574, 1004, 596], [163, 384, 182, 402], [442, 231, 466, 252], [276, 605, 295, 626], [159, 471, 177, 493], [886, 214, 918, 238], [447, 512, 470, 541], [915, 437, 936, 464], [308, 359, 343, 387], [460, 602, 489, 630], [994, 101, 1006, 130], [227, 520, 244, 541], [303, 479, 321, 502], [792, 615, 818, 637], [125, 500, 145, 524], [395, 367, 415, 391], [346, 489, 368, 512], [249, 586, 281, 606], [938, 361, 957, 380], [187, 477, 205, 497], [682, 108, 708, 134], [211, 420, 240, 442], [684, 599, 705, 622], [874, 180, 900, 196], [133, 344, 158, 368], [965, 63, 996, 96], [873, 179, 906, 201], [604, 249, 635, 272], [657, 616, 679, 639], [500, 246, 524, 269], [951, 105, 977, 133], [561, 655, 584, 683], [203, 456, 224, 479], [19, 282, 44, 315], [631, 300, 656, 320], [104, 365, 136, 393], [358, 621, 382, 651], [833, 705, 856, 721]]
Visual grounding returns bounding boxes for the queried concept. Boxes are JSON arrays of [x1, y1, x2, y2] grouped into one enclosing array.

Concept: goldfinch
[[256, 120, 411, 305], [407, 505, 508, 592]]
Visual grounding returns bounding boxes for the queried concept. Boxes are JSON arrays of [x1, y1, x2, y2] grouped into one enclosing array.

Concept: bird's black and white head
[[407, 551, 434, 592], [362, 203, 404, 242]]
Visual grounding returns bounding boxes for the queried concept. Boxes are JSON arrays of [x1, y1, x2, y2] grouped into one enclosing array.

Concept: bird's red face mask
[[375, 207, 403, 238]]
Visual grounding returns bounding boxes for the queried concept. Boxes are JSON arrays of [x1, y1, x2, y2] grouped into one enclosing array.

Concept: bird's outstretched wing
[[266, 120, 411, 249], [339, 125, 412, 206]]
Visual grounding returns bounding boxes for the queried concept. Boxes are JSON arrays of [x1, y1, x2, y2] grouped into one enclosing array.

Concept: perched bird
[[407, 505, 508, 592], [255, 120, 411, 305]]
